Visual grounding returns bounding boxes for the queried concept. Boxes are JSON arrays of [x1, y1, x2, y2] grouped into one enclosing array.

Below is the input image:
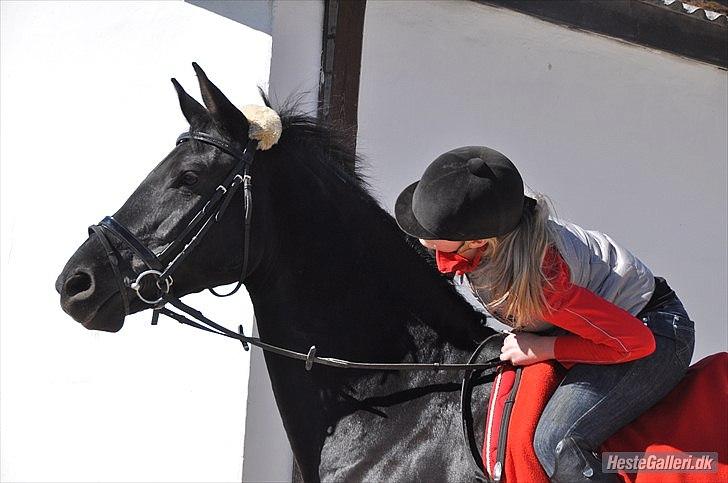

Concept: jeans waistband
[[638, 303, 694, 340]]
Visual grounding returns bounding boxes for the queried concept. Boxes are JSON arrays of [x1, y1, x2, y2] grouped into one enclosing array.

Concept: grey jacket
[[467, 217, 656, 319], [548, 218, 655, 316]]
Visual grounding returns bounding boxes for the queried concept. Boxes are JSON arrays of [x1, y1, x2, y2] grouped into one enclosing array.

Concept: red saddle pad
[[482, 353, 728, 482]]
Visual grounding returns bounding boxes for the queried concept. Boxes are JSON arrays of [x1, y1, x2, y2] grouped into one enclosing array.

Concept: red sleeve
[[540, 245, 656, 366]]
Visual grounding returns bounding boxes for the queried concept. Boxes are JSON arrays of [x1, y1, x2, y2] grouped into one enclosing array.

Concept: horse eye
[[180, 171, 199, 186]]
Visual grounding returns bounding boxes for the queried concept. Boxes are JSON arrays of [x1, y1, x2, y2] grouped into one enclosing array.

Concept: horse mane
[[252, 93, 490, 350], [267, 94, 450, 277], [265, 93, 370, 186]]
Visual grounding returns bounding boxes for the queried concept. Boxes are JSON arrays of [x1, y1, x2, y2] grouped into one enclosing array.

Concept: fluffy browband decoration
[[241, 104, 282, 150]]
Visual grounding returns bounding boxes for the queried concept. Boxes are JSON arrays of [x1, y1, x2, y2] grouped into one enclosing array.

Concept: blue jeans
[[532, 294, 696, 481]]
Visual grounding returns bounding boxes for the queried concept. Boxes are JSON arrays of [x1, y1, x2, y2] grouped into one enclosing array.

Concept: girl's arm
[[541, 247, 656, 365]]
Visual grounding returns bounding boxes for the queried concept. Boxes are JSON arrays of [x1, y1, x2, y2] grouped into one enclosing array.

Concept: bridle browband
[[87, 130, 505, 482]]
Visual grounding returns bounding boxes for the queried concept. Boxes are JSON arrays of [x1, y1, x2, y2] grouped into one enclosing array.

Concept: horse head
[[56, 63, 272, 331]]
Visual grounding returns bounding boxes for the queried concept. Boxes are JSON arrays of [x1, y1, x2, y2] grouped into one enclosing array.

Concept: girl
[[394, 146, 695, 482]]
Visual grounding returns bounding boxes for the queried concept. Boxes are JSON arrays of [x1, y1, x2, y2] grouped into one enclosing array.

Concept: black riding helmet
[[395, 146, 536, 241]]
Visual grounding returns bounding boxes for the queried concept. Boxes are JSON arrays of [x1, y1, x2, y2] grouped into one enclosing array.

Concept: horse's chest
[[318, 394, 472, 482]]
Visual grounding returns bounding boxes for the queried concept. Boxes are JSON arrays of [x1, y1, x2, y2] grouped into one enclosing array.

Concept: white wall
[[357, 0, 728, 360], [0, 2, 270, 482]]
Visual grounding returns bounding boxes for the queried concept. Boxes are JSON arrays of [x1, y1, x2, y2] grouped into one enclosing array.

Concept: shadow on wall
[[186, 0, 272, 34]]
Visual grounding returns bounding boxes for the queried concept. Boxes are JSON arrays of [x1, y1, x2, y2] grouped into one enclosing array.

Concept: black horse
[[56, 65, 504, 482]]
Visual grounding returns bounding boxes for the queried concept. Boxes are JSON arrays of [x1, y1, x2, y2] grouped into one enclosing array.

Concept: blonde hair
[[472, 192, 561, 330]]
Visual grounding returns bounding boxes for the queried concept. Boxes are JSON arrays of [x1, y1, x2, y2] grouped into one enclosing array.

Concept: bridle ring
[[129, 269, 173, 305]]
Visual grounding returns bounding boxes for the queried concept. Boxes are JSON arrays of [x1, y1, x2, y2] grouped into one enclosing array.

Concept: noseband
[[87, 130, 505, 482]]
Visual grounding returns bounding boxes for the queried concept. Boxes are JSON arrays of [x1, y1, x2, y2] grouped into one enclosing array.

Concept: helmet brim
[[394, 181, 442, 240]]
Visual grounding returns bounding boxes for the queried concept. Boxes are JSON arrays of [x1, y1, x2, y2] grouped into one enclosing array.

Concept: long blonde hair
[[472, 192, 561, 330]]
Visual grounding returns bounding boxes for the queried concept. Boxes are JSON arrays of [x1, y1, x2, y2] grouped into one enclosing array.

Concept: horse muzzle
[[56, 240, 126, 332]]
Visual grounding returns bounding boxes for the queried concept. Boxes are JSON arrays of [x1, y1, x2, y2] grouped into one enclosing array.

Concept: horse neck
[[248, 154, 488, 358], [244, 152, 494, 478]]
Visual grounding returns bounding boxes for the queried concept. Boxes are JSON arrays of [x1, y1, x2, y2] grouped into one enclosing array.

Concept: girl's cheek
[[419, 239, 436, 250], [419, 239, 462, 252]]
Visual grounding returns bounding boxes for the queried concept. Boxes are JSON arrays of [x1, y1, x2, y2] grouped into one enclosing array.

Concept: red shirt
[[540, 245, 656, 368]]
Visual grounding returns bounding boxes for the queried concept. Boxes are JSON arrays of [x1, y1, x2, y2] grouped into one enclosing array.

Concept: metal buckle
[[129, 269, 173, 305], [305, 346, 317, 371]]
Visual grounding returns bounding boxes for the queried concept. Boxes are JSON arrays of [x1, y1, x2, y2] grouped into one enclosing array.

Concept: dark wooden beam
[[318, 0, 367, 173], [476, 0, 727, 68]]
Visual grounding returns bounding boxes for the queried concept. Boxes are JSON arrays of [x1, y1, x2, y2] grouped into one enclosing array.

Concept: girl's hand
[[500, 332, 556, 366]]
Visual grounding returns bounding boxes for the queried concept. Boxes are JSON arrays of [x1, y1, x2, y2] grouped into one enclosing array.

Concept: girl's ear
[[466, 239, 489, 249]]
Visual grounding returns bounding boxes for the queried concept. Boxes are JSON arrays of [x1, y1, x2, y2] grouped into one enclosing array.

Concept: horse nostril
[[64, 271, 94, 298]]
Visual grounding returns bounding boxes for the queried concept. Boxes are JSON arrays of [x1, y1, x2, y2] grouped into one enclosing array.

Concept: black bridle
[[89, 131, 256, 313], [88, 130, 506, 482]]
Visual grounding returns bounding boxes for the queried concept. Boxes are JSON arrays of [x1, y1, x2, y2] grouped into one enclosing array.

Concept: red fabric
[[497, 360, 565, 482], [492, 353, 728, 482], [541, 245, 656, 369], [435, 248, 484, 276], [483, 365, 518, 478]]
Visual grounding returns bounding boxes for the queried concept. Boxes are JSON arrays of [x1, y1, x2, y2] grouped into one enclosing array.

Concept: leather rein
[[88, 130, 505, 482]]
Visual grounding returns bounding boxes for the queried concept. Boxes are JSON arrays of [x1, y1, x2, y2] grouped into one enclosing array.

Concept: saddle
[[482, 352, 728, 482]]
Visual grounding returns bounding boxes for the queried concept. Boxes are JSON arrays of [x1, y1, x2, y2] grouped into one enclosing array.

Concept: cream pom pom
[[241, 104, 282, 150]]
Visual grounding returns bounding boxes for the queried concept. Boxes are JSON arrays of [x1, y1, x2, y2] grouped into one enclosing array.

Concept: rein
[[88, 131, 506, 482]]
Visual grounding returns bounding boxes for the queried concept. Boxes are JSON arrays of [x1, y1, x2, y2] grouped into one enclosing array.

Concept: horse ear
[[171, 78, 209, 128], [191, 62, 249, 141]]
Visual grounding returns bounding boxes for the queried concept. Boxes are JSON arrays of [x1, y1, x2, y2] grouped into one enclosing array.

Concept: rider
[[394, 146, 696, 482]]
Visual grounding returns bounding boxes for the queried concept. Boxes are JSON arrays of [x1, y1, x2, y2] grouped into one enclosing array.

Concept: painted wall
[[357, 0, 728, 360], [0, 2, 270, 482]]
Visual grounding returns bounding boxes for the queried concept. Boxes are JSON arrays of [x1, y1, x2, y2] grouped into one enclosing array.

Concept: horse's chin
[[70, 293, 126, 333], [84, 312, 125, 333]]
